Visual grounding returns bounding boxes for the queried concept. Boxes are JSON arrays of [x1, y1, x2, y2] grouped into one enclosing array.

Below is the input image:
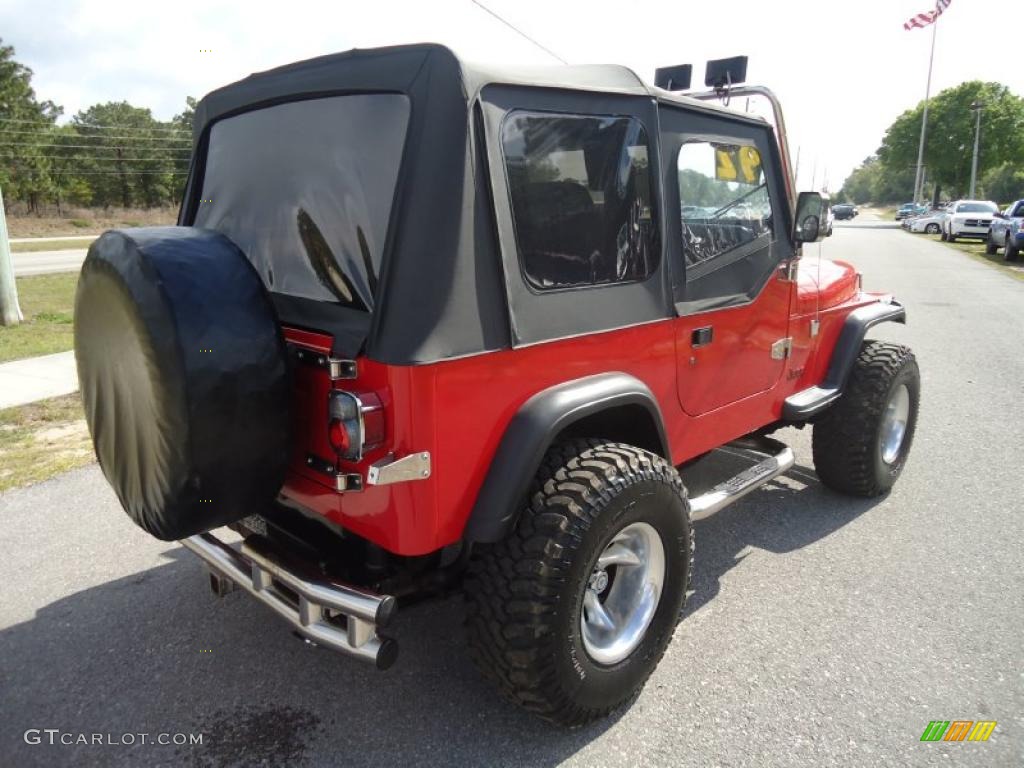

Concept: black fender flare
[[463, 372, 669, 544], [783, 299, 906, 421]]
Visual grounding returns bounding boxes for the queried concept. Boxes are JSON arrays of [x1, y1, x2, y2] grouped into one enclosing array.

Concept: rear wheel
[[812, 341, 920, 497], [925, 223, 940, 235], [464, 439, 692, 727], [1006, 235, 1021, 262]]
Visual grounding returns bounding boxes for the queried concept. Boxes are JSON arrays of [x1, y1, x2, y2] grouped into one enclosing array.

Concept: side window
[[1014, 202, 1024, 218], [677, 141, 772, 273], [501, 112, 659, 291]]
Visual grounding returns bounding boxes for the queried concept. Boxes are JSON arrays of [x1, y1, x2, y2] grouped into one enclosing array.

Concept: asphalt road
[[12, 248, 87, 276], [1, 223, 1022, 767]]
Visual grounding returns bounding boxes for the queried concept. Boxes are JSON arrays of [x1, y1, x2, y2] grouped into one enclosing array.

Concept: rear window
[[501, 112, 658, 291], [192, 94, 411, 310], [956, 202, 997, 213]]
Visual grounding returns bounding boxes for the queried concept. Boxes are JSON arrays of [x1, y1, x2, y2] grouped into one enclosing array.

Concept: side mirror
[[794, 191, 830, 243], [993, 212, 1007, 219]]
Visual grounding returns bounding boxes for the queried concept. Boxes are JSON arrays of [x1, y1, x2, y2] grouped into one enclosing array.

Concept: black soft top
[[182, 44, 766, 364]]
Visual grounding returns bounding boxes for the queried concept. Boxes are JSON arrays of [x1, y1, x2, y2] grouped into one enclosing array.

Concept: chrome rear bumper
[[181, 531, 398, 669]]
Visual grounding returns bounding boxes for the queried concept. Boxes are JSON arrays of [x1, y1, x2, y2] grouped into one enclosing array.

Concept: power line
[[2, 117, 192, 134], [3, 168, 189, 175], [0, 129, 192, 143], [2, 154, 191, 162], [0, 141, 191, 152], [470, 0, 568, 64]]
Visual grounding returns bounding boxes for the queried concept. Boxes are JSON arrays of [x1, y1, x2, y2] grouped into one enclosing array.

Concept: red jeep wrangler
[[73, 45, 919, 726]]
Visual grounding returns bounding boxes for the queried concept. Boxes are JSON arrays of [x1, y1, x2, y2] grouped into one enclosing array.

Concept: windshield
[[192, 94, 411, 310], [956, 202, 997, 213]]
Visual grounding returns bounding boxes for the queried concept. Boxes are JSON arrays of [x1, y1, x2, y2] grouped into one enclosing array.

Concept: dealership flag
[[904, 0, 951, 30]]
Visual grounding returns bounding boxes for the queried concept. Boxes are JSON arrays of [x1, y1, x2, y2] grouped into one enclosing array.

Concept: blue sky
[[1, 0, 1018, 190]]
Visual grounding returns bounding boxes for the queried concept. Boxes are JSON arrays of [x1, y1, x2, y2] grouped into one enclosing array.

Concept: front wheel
[[940, 230, 948, 242], [926, 223, 940, 235], [812, 341, 920, 497], [985, 234, 999, 255], [1006, 236, 1021, 262], [464, 440, 692, 727]]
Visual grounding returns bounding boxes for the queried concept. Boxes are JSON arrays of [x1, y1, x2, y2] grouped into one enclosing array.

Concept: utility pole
[[0, 184, 23, 327], [969, 101, 983, 198], [913, 18, 939, 204]]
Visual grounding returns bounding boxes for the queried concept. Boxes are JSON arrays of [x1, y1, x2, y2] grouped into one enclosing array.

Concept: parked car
[[941, 200, 999, 242], [895, 203, 917, 220], [71, 44, 920, 727], [909, 207, 950, 234], [986, 199, 1024, 261], [833, 204, 858, 220]]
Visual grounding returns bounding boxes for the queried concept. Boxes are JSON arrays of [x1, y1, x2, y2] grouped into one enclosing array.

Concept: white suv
[[941, 200, 999, 242]]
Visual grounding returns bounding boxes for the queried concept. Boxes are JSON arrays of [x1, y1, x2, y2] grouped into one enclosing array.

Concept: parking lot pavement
[[0, 225, 1021, 767]]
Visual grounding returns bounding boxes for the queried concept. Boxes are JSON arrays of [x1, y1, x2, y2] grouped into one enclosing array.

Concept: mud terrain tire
[[465, 440, 692, 727], [812, 341, 919, 497]]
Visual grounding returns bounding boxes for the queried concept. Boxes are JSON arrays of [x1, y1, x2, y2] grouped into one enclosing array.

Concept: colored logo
[[920, 720, 996, 742]]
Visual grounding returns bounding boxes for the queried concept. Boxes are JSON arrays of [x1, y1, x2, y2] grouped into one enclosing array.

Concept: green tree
[[840, 157, 882, 204], [877, 81, 1024, 197], [981, 163, 1024, 205], [71, 102, 187, 208], [0, 38, 62, 212], [169, 96, 197, 199], [838, 156, 915, 205]]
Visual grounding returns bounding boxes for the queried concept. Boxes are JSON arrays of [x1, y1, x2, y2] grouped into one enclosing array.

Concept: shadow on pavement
[[0, 450, 881, 768], [0, 551, 622, 768], [679, 449, 881, 617]]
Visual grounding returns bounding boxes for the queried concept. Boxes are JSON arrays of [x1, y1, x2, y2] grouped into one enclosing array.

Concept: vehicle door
[[658, 102, 796, 416], [991, 206, 1009, 241]]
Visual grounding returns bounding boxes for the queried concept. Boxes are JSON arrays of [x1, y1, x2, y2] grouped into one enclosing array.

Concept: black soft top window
[[192, 94, 411, 310], [501, 112, 658, 291]]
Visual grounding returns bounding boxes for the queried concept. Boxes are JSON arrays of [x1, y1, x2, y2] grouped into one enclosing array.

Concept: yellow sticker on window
[[715, 146, 762, 185], [715, 148, 738, 181]]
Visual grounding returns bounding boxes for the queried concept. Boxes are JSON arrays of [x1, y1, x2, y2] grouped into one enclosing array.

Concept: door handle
[[691, 326, 713, 347]]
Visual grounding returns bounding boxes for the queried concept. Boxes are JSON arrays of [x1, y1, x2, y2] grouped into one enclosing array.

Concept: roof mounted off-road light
[[654, 63, 693, 92], [705, 56, 748, 106]]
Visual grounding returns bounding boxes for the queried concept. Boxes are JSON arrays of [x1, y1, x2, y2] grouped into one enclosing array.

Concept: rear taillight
[[327, 391, 384, 461]]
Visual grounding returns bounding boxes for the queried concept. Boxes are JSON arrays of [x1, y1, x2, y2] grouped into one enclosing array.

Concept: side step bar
[[181, 532, 398, 670], [688, 438, 795, 521]]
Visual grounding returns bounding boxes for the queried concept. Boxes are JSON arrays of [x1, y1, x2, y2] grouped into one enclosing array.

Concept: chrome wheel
[[880, 384, 910, 464], [581, 522, 665, 665]]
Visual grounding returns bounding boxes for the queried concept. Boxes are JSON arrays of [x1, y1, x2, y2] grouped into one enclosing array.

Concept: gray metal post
[[0, 184, 24, 326], [969, 102, 982, 199], [913, 19, 939, 204]]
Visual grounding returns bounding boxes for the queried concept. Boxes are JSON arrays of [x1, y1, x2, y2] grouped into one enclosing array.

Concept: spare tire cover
[[74, 226, 290, 541]]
